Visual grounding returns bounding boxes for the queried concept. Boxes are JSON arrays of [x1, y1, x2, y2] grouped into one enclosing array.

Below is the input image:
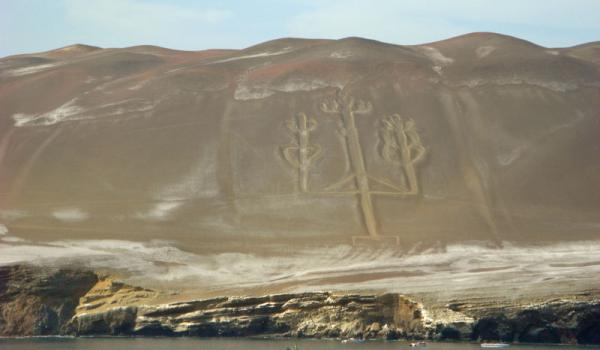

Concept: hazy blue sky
[[1, 0, 599, 57]]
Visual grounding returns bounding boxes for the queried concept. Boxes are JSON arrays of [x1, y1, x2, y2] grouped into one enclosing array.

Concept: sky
[[1, 0, 599, 57]]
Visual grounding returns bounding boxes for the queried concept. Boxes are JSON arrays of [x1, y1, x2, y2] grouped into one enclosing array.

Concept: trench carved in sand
[[281, 113, 322, 193]]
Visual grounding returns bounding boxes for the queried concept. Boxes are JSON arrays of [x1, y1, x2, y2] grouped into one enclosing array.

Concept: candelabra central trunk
[[341, 106, 379, 238]]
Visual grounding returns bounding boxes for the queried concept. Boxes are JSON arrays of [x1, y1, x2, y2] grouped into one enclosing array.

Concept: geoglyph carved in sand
[[380, 114, 426, 195], [305, 93, 428, 244], [281, 113, 322, 193]]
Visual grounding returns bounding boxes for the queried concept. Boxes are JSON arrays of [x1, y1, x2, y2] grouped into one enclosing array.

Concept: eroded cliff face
[[1, 265, 598, 344], [71, 285, 600, 344], [71, 286, 434, 338], [0, 265, 97, 336]]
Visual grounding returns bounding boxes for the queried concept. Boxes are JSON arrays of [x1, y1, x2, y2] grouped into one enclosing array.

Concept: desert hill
[[0, 33, 599, 298]]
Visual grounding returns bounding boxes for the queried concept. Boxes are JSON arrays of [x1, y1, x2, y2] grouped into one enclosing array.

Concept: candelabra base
[[352, 235, 400, 245]]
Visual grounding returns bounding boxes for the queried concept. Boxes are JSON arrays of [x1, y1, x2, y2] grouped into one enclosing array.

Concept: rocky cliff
[[0, 265, 97, 335], [1, 264, 598, 344], [70, 284, 435, 338]]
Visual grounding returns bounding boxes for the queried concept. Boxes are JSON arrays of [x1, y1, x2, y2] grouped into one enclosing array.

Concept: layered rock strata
[[1, 265, 599, 344], [0, 264, 97, 335]]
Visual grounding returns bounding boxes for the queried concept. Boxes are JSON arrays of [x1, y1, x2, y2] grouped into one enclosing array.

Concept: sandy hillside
[[1, 33, 599, 299]]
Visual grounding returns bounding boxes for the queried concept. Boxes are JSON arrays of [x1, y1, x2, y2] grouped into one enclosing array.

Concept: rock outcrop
[[1, 265, 599, 344], [65, 283, 600, 344], [467, 300, 600, 344], [0, 264, 97, 335], [72, 291, 431, 339]]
